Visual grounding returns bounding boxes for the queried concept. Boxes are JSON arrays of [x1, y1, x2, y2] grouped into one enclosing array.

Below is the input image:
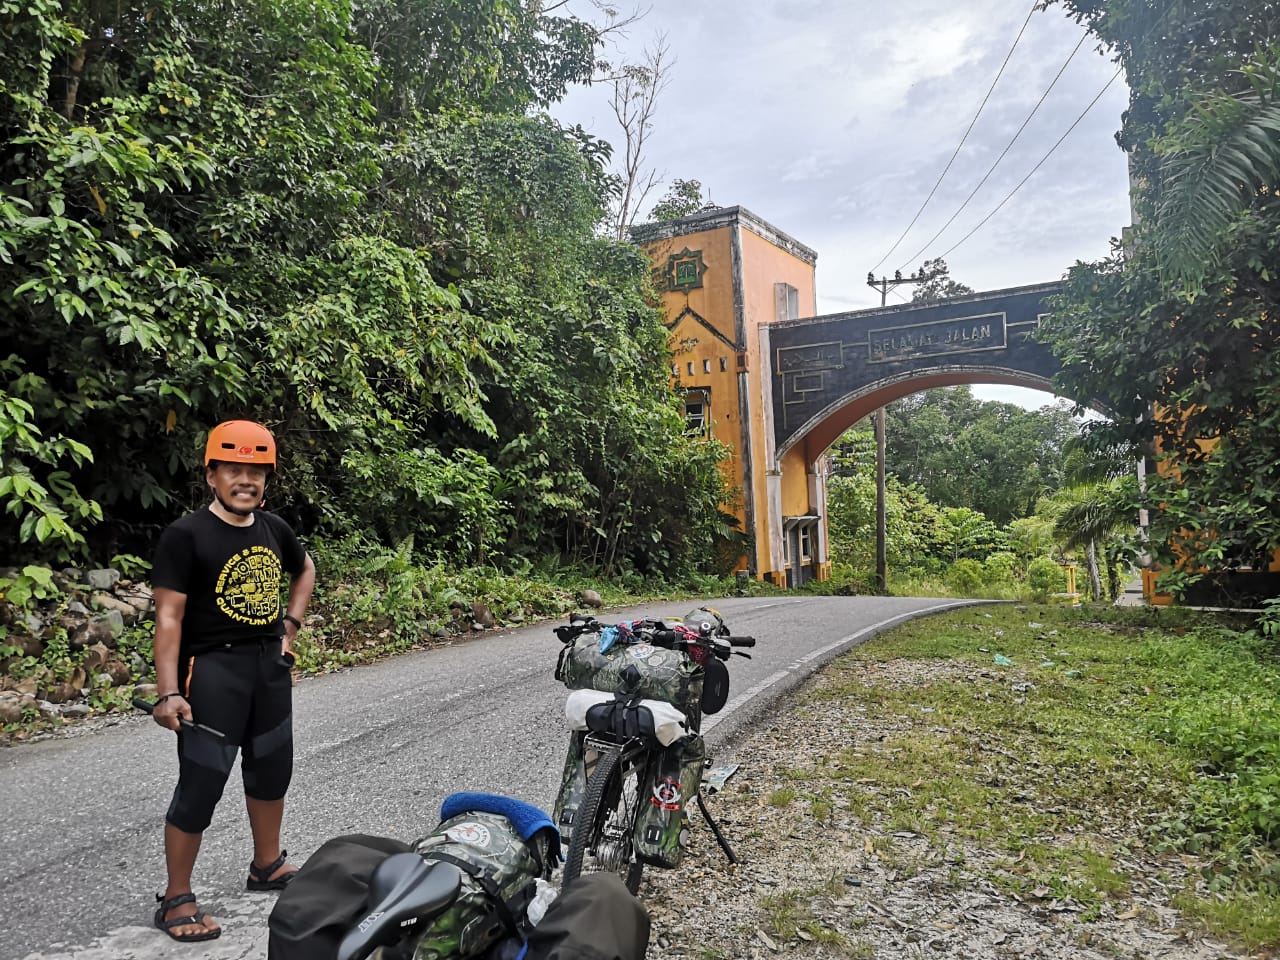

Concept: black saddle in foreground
[[336, 854, 463, 960]]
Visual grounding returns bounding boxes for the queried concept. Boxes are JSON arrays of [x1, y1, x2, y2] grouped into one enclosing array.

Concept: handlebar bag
[[556, 635, 703, 715], [700, 657, 731, 715]]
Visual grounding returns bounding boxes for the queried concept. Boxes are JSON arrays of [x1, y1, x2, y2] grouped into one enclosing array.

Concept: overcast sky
[[552, 0, 1132, 410]]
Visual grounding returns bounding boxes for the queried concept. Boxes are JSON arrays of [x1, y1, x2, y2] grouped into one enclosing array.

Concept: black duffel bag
[[268, 834, 413, 960]]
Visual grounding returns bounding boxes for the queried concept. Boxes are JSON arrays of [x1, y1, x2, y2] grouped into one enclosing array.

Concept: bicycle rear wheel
[[562, 742, 646, 894]]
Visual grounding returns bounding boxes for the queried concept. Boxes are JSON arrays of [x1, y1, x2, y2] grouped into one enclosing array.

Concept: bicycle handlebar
[[556, 616, 756, 662]]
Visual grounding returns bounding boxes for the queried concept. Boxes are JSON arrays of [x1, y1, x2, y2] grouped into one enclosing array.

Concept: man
[[150, 420, 316, 943]]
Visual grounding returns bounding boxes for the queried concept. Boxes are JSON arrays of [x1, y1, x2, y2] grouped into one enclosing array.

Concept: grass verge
[[777, 602, 1280, 953]]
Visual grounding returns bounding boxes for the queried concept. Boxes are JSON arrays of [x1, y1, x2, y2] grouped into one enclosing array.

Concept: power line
[[896, 29, 1090, 272], [935, 67, 1123, 262], [869, 0, 1039, 274], [925, 0, 1180, 263]]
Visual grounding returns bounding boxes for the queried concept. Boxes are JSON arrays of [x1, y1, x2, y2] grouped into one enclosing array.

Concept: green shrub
[[983, 551, 1020, 583], [801, 563, 873, 596], [1026, 557, 1066, 600], [1139, 626, 1280, 846], [946, 558, 985, 595]]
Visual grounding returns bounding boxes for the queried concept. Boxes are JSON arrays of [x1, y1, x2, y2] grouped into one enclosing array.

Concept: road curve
[[1, 595, 985, 960]]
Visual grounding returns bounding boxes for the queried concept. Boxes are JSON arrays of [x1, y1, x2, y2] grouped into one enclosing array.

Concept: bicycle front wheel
[[562, 742, 646, 894]]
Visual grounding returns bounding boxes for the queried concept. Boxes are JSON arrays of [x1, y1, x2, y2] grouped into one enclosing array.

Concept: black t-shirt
[[152, 507, 307, 653]]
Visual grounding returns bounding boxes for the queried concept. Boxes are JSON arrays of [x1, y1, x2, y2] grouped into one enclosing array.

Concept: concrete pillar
[[767, 470, 784, 579], [758, 320, 783, 580], [808, 460, 829, 567]]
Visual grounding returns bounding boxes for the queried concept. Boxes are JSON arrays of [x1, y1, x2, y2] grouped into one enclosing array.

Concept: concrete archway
[[777, 367, 1061, 466], [755, 283, 1074, 585], [634, 207, 1087, 587], [762, 282, 1065, 467]]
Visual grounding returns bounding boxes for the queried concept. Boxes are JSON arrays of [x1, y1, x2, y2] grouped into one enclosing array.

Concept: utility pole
[[865, 267, 930, 592]]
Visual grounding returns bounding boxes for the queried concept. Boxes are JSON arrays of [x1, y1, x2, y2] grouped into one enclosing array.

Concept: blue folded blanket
[[440, 792, 562, 865]]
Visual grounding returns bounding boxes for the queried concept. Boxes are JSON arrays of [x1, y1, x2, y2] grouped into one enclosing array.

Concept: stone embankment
[[0, 565, 578, 736], [0, 566, 160, 727]]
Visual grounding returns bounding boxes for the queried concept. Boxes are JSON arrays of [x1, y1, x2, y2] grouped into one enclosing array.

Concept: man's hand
[[153, 694, 192, 732]]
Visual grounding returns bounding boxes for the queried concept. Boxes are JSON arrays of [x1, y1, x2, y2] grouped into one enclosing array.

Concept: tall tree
[[1152, 49, 1280, 286], [0, 0, 732, 578], [607, 34, 671, 239], [1038, 1, 1280, 589], [885, 388, 1080, 525], [910, 258, 975, 303]]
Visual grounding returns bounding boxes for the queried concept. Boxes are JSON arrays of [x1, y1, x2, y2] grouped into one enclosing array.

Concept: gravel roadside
[[636, 657, 1247, 960]]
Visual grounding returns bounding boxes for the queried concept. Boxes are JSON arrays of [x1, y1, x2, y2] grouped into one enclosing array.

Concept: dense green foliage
[[884, 387, 1080, 525], [0, 0, 733, 578], [1038, 0, 1280, 593], [822, 391, 1140, 600]]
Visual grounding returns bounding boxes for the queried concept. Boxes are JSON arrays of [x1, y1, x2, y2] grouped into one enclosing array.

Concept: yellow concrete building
[[631, 207, 829, 587]]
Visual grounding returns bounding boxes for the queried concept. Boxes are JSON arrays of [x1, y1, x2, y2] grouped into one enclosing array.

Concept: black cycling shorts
[[166, 639, 295, 834]]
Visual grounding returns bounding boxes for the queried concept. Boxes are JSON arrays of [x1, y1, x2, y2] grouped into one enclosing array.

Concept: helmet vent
[[205, 421, 276, 468]]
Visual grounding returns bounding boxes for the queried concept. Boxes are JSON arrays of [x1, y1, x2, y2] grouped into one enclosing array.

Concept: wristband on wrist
[[283, 614, 302, 630], [156, 692, 181, 704]]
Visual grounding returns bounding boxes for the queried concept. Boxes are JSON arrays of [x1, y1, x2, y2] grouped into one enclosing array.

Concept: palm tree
[[1154, 50, 1280, 286], [1052, 478, 1140, 601]]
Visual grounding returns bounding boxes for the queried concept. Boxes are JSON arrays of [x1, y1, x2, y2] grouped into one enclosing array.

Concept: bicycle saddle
[[336, 853, 464, 960]]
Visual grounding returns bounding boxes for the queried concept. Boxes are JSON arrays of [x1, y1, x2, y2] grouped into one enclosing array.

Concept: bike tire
[[562, 743, 646, 894]]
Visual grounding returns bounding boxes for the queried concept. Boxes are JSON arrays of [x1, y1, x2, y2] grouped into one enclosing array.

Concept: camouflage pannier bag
[[407, 809, 548, 960], [555, 626, 704, 721]]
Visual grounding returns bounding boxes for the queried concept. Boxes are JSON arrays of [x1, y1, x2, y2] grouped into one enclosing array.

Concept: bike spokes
[[562, 747, 645, 894]]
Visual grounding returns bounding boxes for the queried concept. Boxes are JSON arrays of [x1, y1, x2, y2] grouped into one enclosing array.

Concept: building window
[[703, 359, 711, 374], [799, 525, 812, 561], [687, 361, 695, 376], [720, 356, 728, 372], [777, 282, 800, 320], [683, 388, 711, 437]]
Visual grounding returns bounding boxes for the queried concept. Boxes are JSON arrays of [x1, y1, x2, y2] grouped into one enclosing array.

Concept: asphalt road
[[0, 595, 982, 960]]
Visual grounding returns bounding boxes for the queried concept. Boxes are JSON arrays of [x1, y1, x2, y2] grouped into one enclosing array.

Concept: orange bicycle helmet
[[204, 420, 277, 470]]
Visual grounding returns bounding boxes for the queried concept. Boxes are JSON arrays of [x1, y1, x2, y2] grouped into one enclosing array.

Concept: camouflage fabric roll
[[409, 811, 540, 960], [556, 634, 704, 716]]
